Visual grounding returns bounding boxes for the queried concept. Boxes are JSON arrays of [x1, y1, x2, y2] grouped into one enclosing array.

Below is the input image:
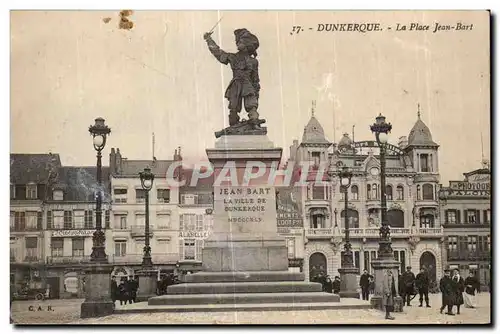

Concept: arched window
[[417, 185, 421, 200], [372, 184, 378, 200], [341, 209, 359, 228], [387, 209, 405, 227], [367, 184, 372, 200], [386, 185, 393, 200], [422, 184, 434, 200], [351, 185, 359, 200], [396, 185, 404, 200]]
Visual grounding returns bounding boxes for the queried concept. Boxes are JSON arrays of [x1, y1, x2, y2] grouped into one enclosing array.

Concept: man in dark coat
[[401, 266, 416, 306], [452, 269, 465, 315], [332, 276, 341, 294], [119, 277, 128, 305], [359, 270, 371, 301], [110, 276, 118, 305], [126, 276, 135, 304], [382, 269, 397, 320], [439, 269, 455, 315], [415, 268, 430, 307]]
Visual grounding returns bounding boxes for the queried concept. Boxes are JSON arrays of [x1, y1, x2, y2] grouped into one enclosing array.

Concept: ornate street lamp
[[139, 166, 155, 267], [370, 114, 393, 259], [88, 117, 111, 262], [369, 114, 403, 312], [339, 167, 353, 266], [81, 117, 113, 319]]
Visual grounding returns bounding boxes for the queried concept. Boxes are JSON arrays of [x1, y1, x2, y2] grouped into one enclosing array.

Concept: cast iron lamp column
[[81, 117, 114, 318], [337, 167, 359, 298], [369, 114, 403, 311], [136, 166, 159, 301], [139, 167, 154, 267]]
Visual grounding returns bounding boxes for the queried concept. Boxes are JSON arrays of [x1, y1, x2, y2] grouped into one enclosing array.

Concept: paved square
[[10, 293, 491, 325]]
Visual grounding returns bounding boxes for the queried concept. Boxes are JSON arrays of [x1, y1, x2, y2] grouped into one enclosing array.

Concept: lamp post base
[[338, 266, 360, 299], [80, 263, 115, 318], [136, 269, 158, 302], [370, 257, 404, 313]]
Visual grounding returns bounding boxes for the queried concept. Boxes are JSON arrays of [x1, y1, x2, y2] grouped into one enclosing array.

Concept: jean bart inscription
[[219, 187, 272, 223]]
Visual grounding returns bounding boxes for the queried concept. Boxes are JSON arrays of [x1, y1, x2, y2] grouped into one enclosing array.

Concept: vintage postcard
[[9, 10, 491, 325]]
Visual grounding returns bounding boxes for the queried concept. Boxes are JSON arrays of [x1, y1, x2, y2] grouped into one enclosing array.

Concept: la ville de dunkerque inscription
[[220, 187, 271, 223]]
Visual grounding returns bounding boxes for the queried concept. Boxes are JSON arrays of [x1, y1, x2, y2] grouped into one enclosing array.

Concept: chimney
[[116, 148, 123, 174], [289, 140, 299, 161], [109, 148, 116, 174], [173, 149, 178, 160], [177, 146, 182, 161], [398, 136, 408, 149]]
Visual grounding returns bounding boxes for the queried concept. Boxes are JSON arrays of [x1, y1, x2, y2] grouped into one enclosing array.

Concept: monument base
[[136, 269, 158, 302], [370, 257, 404, 313], [80, 263, 115, 318], [338, 267, 360, 299]]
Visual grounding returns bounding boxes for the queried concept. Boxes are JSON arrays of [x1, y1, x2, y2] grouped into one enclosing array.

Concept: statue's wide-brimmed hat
[[234, 28, 259, 53]]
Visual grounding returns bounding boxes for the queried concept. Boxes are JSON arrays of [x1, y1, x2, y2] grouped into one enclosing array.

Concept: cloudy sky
[[10, 10, 490, 183]]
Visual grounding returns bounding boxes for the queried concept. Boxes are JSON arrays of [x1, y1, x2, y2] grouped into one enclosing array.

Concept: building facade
[[439, 164, 491, 290], [289, 110, 444, 286], [10, 153, 61, 293]]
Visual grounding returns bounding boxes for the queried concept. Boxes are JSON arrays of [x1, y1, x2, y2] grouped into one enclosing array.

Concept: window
[[26, 183, 37, 199], [72, 238, 84, 257], [135, 189, 146, 203], [312, 152, 320, 166], [157, 239, 171, 253], [204, 215, 214, 231], [46, 211, 53, 229], [157, 189, 170, 203], [37, 212, 42, 230], [467, 210, 477, 224], [114, 241, 127, 256], [114, 216, 127, 229], [367, 184, 372, 200], [51, 238, 64, 257], [420, 214, 434, 228], [448, 236, 458, 258], [14, 212, 26, 230], [156, 214, 171, 229], [351, 185, 359, 200], [467, 236, 477, 253], [72, 211, 84, 229], [286, 238, 295, 258], [341, 209, 359, 228], [386, 185, 393, 200], [114, 188, 127, 203], [396, 186, 404, 200], [311, 213, 325, 229], [420, 154, 430, 172], [84, 210, 94, 229], [422, 184, 434, 200], [394, 250, 406, 274], [181, 214, 196, 231], [363, 251, 370, 273], [105, 210, 110, 228], [25, 237, 38, 260], [312, 185, 325, 200], [446, 210, 457, 224], [53, 211, 64, 229], [26, 211, 38, 230], [182, 239, 196, 260], [10, 184, 15, 199], [181, 194, 196, 205], [196, 215, 203, 231], [64, 211, 73, 229], [195, 240, 204, 261], [10, 241, 16, 262], [53, 190, 63, 201], [371, 184, 378, 200], [387, 209, 404, 228], [10, 212, 15, 230]]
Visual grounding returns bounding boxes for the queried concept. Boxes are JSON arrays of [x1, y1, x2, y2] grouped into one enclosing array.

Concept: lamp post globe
[[139, 166, 154, 268]]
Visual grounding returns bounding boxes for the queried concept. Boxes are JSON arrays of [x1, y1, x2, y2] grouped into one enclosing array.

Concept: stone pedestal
[[80, 263, 115, 318], [136, 269, 158, 302], [370, 258, 403, 312], [338, 267, 360, 299]]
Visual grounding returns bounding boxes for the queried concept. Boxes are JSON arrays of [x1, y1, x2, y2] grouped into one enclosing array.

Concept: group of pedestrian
[[157, 273, 179, 295], [359, 270, 374, 301], [111, 276, 139, 305], [311, 272, 341, 294], [439, 269, 479, 316]]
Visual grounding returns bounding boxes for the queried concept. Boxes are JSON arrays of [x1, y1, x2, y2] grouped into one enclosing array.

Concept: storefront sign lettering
[[449, 181, 490, 191], [52, 230, 95, 237], [179, 231, 209, 238]]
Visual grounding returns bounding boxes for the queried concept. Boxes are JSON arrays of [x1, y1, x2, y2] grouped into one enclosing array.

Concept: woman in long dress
[[464, 271, 480, 308]]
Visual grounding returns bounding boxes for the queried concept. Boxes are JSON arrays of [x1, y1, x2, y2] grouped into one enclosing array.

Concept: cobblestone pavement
[[11, 293, 491, 325]]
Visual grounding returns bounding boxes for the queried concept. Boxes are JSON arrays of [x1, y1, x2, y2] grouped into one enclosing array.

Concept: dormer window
[[312, 152, 320, 166], [53, 190, 63, 201], [26, 183, 37, 199]]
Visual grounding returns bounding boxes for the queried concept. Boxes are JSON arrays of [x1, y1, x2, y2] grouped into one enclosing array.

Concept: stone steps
[[148, 292, 340, 306], [167, 281, 322, 295], [116, 299, 369, 314], [183, 271, 305, 283]]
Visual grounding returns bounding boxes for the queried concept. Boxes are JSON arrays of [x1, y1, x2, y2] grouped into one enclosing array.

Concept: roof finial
[[311, 100, 316, 117], [417, 103, 421, 119]]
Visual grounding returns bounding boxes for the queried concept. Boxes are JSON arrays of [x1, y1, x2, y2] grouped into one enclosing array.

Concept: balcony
[[448, 251, 490, 261], [46, 256, 91, 265], [10, 225, 42, 232], [110, 253, 178, 264], [23, 256, 42, 263], [418, 227, 444, 237], [305, 228, 333, 239], [131, 225, 155, 237]]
